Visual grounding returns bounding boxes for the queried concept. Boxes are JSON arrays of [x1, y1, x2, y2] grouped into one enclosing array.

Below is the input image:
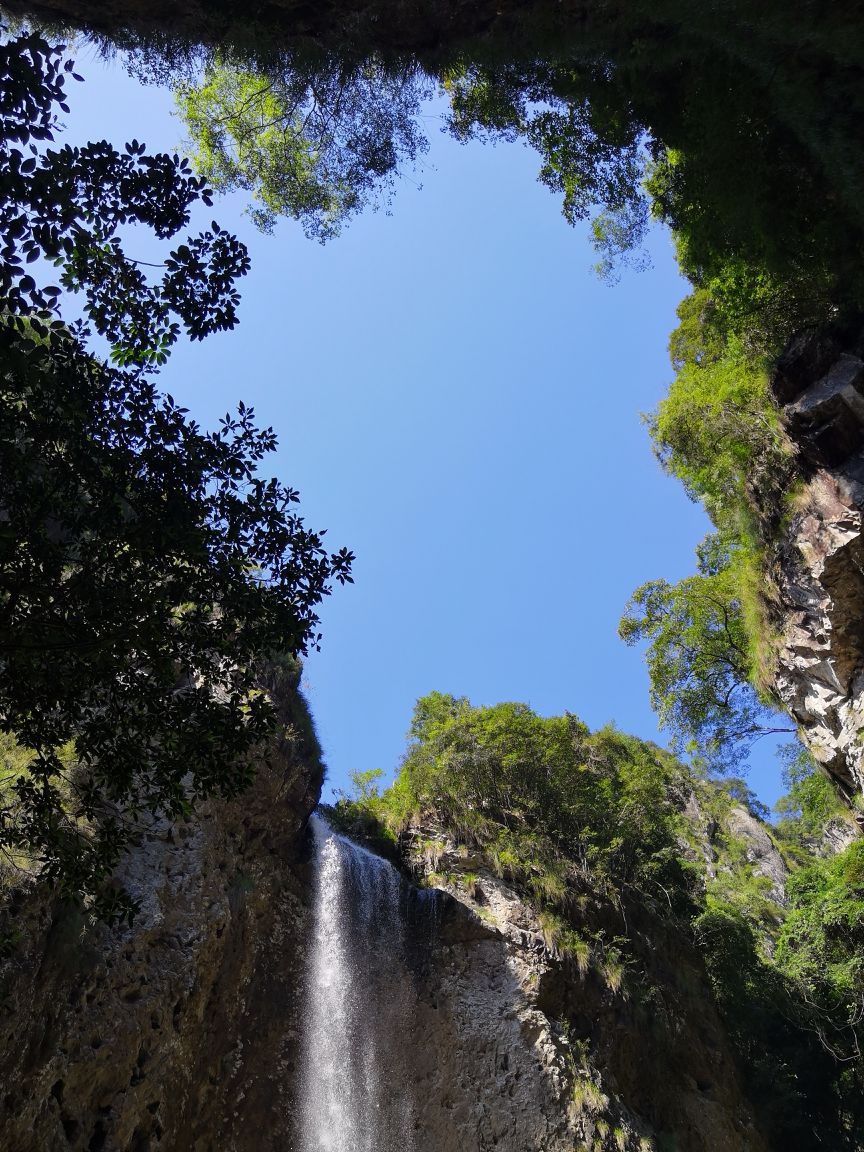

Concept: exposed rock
[[679, 791, 788, 906], [818, 816, 859, 855], [724, 806, 787, 905], [410, 859, 583, 1151], [404, 828, 768, 1152], [0, 673, 322, 1152], [770, 325, 864, 821], [784, 354, 864, 469], [1, 791, 773, 1152]]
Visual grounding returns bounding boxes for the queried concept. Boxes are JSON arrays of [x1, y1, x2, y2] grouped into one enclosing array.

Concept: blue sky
[[63, 47, 789, 806]]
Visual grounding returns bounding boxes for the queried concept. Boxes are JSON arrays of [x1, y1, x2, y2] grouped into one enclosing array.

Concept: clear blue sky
[[63, 46, 789, 806]]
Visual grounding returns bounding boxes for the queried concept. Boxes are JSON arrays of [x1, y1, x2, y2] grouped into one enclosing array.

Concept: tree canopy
[[176, 57, 430, 240], [0, 30, 353, 919]]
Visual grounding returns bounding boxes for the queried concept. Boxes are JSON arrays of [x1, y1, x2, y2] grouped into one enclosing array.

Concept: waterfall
[[299, 814, 421, 1152]]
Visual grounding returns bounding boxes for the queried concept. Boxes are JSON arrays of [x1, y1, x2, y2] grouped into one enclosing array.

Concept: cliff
[[1, 742, 789, 1151], [0, 664, 854, 1152], [770, 323, 864, 819], [0, 665, 322, 1152], [401, 825, 768, 1152]]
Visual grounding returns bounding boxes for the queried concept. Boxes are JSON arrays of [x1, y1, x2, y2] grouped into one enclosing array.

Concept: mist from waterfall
[[299, 814, 424, 1152]]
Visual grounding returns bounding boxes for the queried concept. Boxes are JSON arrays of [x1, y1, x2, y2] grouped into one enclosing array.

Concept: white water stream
[[299, 815, 421, 1152]]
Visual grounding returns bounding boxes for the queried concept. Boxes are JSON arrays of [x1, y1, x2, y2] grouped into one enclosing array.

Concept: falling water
[[299, 814, 424, 1152]]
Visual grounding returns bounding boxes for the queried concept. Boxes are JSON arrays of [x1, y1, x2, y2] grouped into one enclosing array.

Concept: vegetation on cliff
[[333, 692, 864, 1149]]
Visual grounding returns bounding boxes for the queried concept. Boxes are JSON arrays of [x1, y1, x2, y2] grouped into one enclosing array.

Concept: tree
[[175, 57, 430, 240], [10, 0, 860, 315], [0, 30, 353, 919], [445, 61, 651, 275], [1, 31, 252, 367], [619, 534, 793, 773]]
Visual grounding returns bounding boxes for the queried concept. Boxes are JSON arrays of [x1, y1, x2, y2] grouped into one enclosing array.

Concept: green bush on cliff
[[333, 692, 702, 966], [692, 901, 855, 1148], [377, 692, 696, 911], [337, 690, 864, 1148], [648, 290, 795, 534], [776, 841, 864, 1067]]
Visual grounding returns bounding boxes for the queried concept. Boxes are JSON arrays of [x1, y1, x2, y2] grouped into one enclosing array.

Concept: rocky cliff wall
[[770, 326, 864, 819], [403, 828, 768, 1152], [0, 669, 321, 1152], [2, 786, 775, 1152]]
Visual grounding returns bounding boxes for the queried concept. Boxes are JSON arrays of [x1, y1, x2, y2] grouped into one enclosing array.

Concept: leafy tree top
[[1, 28, 250, 367], [0, 30, 353, 920], [619, 534, 794, 774]]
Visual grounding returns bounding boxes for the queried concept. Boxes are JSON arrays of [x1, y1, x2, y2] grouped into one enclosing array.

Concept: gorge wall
[[0, 668, 322, 1152], [1, 762, 775, 1151], [770, 324, 864, 817], [399, 825, 767, 1152]]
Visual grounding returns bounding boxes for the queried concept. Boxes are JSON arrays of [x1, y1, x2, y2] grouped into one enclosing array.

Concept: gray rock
[[773, 469, 864, 815], [725, 805, 787, 905]]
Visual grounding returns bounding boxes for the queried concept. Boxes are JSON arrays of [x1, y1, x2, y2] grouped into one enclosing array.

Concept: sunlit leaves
[[175, 58, 430, 240], [619, 538, 792, 772]]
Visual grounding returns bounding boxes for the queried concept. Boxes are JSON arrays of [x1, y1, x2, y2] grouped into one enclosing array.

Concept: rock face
[[403, 829, 768, 1152], [723, 805, 788, 904], [2, 788, 772, 1152], [682, 792, 789, 905], [409, 854, 583, 1152], [770, 325, 864, 816], [0, 670, 322, 1152]]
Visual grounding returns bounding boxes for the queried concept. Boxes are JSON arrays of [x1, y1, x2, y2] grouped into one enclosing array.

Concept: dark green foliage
[[694, 905, 859, 1150], [682, 757, 864, 1147], [445, 61, 651, 277], [0, 31, 352, 919], [82, 1, 863, 322], [0, 316, 352, 921], [694, 824, 864, 1148], [777, 842, 864, 1068], [1, 30, 250, 367]]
